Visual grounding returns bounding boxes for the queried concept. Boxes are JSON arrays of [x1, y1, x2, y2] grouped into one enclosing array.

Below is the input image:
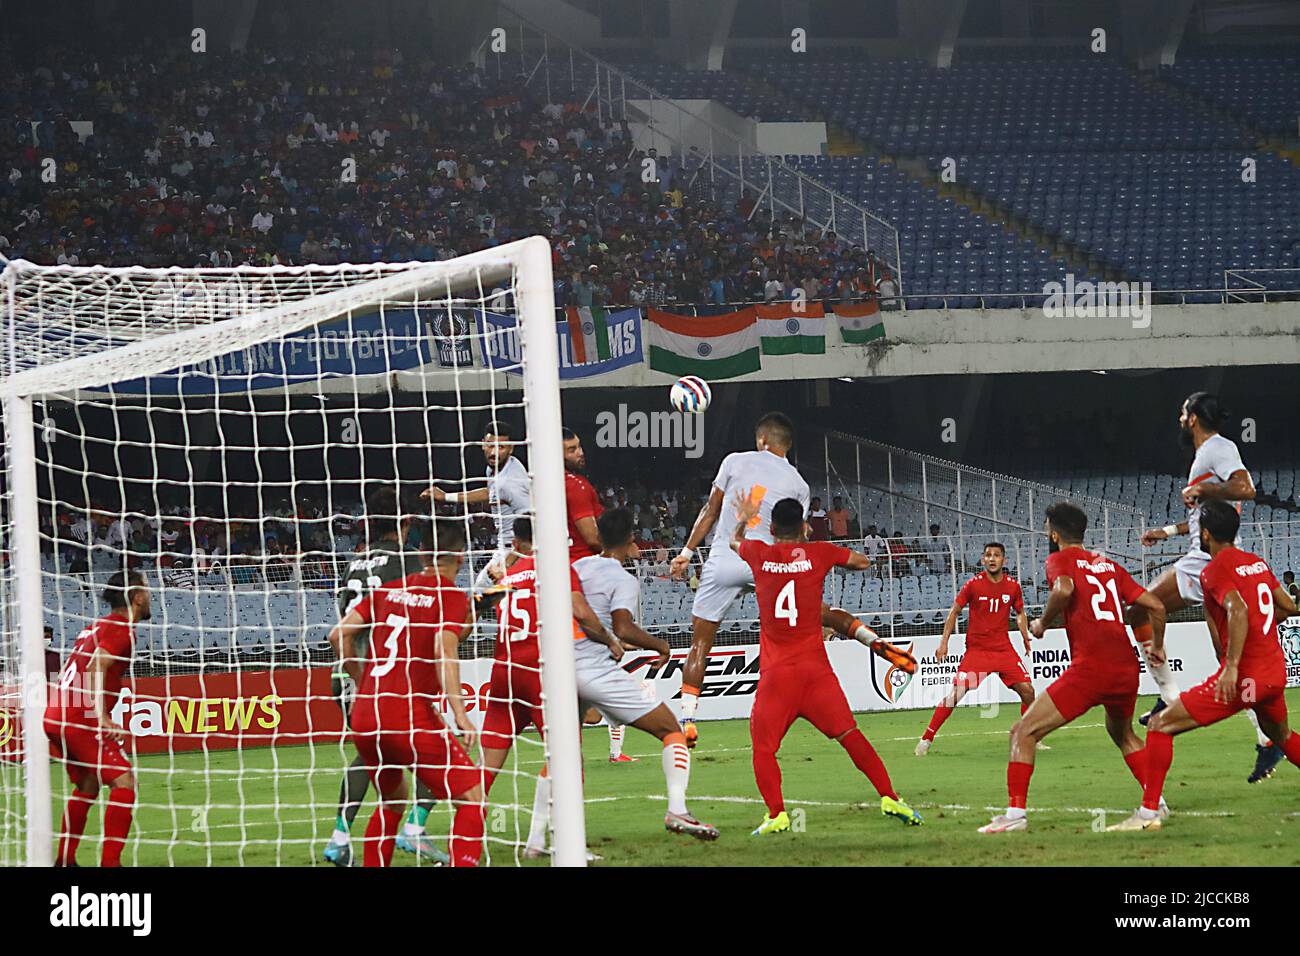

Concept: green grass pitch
[[51, 691, 1300, 866]]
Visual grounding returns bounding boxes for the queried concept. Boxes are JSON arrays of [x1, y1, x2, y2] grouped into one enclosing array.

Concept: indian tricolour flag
[[833, 301, 885, 344], [756, 302, 826, 355], [644, 307, 762, 379], [566, 305, 611, 365]]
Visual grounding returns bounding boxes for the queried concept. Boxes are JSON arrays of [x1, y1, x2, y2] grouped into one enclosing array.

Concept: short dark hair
[[755, 412, 794, 451], [983, 541, 1005, 554], [427, 518, 467, 557], [597, 508, 634, 549], [512, 516, 533, 544], [1283, 570, 1294, 582], [483, 419, 514, 440], [1045, 502, 1088, 543], [1185, 391, 1230, 432], [561, 426, 578, 442], [101, 569, 146, 610], [1200, 499, 1240, 544], [364, 484, 402, 543], [770, 497, 805, 538]]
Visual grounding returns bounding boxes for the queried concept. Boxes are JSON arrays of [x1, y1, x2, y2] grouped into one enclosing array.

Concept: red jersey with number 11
[[955, 572, 1024, 652], [739, 539, 851, 669], [1044, 546, 1145, 671]]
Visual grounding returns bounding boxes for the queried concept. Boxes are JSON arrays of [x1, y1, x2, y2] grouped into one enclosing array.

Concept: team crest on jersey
[[869, 640, 916, 705]]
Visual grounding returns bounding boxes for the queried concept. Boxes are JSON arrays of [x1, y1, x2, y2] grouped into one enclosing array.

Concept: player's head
[[1198, 498, 1240, 554], [1044, 502, 1087, 552], [102, 569, 151, 622], [43, 625, 54, 648], [982, 542, 1006, 574], [770, 497, 806, 541], [481, 419, 516, 469], [562, 427, 586, 473], [1180, 391, 1230, 447], [364, 484, 413, 544], [832, 496, 843, 509], [511, 516, 534, 556], [754, 412, 794, 455], [422, 518, 467, 574], [597, 508, 638, 561], [1285, 570, 1295, 585]]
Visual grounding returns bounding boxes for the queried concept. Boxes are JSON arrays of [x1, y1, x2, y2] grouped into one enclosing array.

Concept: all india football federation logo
[[869, 640, 916, 705]]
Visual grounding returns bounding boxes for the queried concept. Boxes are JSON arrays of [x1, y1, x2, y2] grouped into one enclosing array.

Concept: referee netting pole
[[0, 236, 585, 867]]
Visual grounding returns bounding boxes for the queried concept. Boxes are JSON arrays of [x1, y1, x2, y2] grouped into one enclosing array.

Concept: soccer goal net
[[0, 236, 587, 867]]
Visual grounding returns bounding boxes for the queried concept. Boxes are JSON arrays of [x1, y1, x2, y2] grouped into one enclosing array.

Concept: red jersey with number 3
[[1044, 547, 1145, 671], [1200, 547, 1286, 686], [44, 612, 134, 730], [955, 572, 1024, 652], [739, 539, 851, 669], [351, 571, 470, 729], [565, 472, 604, 560], [497, 556, 584, 667]]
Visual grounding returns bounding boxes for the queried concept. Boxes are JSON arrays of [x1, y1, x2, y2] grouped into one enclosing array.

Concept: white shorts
[[1173, 552, 1208, 605], [690, 546, 755, 623], [574, 651, 660, 726]]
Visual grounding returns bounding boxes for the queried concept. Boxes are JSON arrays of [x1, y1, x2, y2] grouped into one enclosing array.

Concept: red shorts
[[956, 647, 1030, 690], [480, 659, 545, 751], [350, 721, 481, 802], [1181, 668, 1288, 728], [1045, 661, 1139, 723], [44, 717, 131, 785], [750, 654, 855, 755]]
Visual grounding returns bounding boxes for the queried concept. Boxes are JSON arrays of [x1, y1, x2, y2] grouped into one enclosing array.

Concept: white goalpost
[[0, 236, 587, 867]]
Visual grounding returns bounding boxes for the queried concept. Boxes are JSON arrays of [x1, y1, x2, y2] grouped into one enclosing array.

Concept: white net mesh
[[0, 239, 580, 867]]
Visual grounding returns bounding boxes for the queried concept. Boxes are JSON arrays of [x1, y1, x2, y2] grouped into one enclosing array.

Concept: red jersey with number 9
[[1200, 547, 1286, 686], [739, 539, 851, 669], [350, 570, 470, 729], [496, 556, 584, 667], [1044, 546, 1146, 671]]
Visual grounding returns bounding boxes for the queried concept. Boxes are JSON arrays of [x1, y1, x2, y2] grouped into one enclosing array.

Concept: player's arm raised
[[421, 481, 490, 505], [610, 607, 670, 666], [671, 485, 724, 579], [728, 488, 760, 553], [573, 590, 623, 662], [1182, 468, 1255, 508], [1214, 589, 1250, 704], [327, 607, 368, 684], [1141, 520, 1188, 547]]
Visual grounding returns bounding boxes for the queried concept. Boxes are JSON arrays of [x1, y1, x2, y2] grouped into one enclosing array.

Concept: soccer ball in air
[[669, 375, 712, 414]]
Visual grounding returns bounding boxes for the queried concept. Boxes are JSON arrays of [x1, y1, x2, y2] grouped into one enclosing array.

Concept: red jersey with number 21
[[1045, 547, 1145, 671], [739, 539, 851, 669]]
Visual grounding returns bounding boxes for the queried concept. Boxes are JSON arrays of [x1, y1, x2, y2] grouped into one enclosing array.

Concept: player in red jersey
[[328, 519, 485, 867], [477, 517, 622, 857], [563, 427, 603, 561], [43, 570, 152, 867], [916, 542, 1035, 755], [1109, 500, 1300, 831], [731, 494, 924, 835], [979, 502, 1168, 834]]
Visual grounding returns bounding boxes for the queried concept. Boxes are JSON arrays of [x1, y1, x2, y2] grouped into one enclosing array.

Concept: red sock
[[923, 705, 953, 742], [752, 744, 785, 816], [101, 787, 135, 867], [450, 802, 486, 867], [58, 789, 95, 867], [1008, 760, 1034, 810], [840, 728, 897, 799], [1123, 747, 1147, 788], [1142, 731, 1174, 812], [1280, 731, 1300, 768], [363, 806, 405, 867]]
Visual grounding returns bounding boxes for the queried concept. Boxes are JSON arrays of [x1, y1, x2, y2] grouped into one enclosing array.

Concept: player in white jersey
[[669, 412, 904, 748], [569, 508, 719, 841], [1132, 393, 1280, 780], [423, 419, 531, 589]]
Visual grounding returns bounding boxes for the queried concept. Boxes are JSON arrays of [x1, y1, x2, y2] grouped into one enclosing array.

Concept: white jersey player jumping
[[669, 412, 909, 748], [1132, 392, 1280, 782]]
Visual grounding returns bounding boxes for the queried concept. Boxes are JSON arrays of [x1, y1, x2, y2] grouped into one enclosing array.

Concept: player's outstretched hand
[[1180, 484, 1202, 508], [669, 553, 691, 580], [732, 489, 759, 527], [421, 483, 446, 502], [1029, 617, 1046, 639], [1140, 528, 1167, 547]]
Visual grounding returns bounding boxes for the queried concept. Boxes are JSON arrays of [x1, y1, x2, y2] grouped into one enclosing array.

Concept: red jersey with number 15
[[739, 539, 851, 669], [955, 572, 1024, 652], [497, 555, 584, 666], [1044, 546, 1145, 671], [565, 471, 604, 560], [1200, 547, 1286, 686]]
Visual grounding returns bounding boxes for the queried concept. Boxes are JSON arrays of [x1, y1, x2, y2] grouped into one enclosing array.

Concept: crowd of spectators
[[1, 41, 891, 312]]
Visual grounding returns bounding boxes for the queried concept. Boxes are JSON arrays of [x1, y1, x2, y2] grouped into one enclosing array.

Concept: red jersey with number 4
[[565, 471, 604, 560], [497, 555, 584, 666], [739, 539, 851, 669], [1044, 547, 1145, 671], [955, 572, 1024, 652], [1200, 547, 1286, 686], [44, 612, 134, 730], [351, 571, 470, 728]]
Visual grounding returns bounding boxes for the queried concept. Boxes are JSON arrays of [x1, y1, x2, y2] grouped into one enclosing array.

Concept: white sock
[[401, 821, 422, 837], [681, 692, 699, 720], [1244, 709, 1272, 747], [662, 739, 691, 816], [1138, 642, 1181, 704], [526, 774, 551, 850], [1005, 806, 1027, 820], [330, 828, 351, 846], [608, 724, 624, 758]]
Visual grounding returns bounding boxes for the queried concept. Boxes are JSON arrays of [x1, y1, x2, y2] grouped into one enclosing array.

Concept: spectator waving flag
[[645, 307, 762, 380], [756, 301, 826, 355], [566, 305, 611, 365]]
